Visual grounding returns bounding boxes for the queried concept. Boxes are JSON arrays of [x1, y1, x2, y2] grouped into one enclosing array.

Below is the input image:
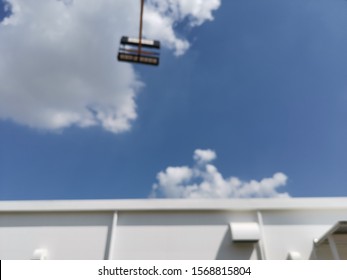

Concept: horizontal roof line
[[0, 198, 347, 212]]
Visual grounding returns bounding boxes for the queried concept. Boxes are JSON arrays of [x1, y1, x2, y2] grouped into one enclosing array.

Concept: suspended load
[[117, 0, 161, 66], [118, 36, 160, 66]]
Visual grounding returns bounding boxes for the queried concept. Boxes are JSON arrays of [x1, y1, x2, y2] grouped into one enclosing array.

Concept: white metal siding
[[0, 198, 346, 260]]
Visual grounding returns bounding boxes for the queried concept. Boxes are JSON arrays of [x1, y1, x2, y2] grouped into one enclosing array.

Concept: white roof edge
[[0, 197, 347, 212], [314, 221, 347, 246]]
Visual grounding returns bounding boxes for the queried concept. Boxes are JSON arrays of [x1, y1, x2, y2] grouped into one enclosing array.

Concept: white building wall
[[260, 209, 347, 259], [114, 211, 259, 260], [0, 212, 113, 259], [0, 198, 346, 260]]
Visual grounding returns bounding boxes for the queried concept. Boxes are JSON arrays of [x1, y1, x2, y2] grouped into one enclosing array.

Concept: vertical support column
[[327, 235, 340, 260], [107, 211, 118, 260], [256, 211, 267, 260], [311, 241, 318, 260]]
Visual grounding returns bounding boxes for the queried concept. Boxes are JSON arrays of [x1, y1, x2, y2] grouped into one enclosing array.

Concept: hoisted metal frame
[[118, 0, 160, 66]]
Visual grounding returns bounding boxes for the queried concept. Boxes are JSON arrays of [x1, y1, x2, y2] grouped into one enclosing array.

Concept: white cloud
[[150, 149, 290, 198], [193, 149, 217, 164], [152, 166, 193, 198], [146, 0, 220, 26], [144, 0, 221, 55], [0, 0, 221, 133]]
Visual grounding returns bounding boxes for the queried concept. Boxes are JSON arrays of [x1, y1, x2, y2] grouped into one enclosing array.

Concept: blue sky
[[1, 0, 347, 200]]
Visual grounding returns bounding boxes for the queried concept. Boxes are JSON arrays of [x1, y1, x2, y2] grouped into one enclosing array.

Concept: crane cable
[[138, 0, 145, 56]]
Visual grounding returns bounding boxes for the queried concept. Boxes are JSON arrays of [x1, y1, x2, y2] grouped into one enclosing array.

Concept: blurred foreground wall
[[0, 198, 346, 260]]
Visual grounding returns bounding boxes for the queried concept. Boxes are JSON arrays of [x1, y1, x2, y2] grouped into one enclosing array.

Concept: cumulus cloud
[[0, 0, 220, 133], [194, 149, 217, 164], [150, 149, 290, 198], [144, 0, 221, 55]]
